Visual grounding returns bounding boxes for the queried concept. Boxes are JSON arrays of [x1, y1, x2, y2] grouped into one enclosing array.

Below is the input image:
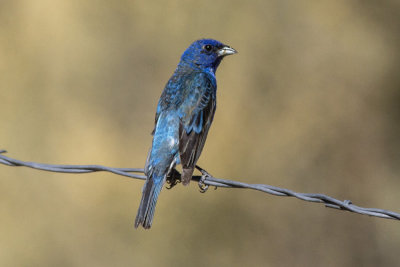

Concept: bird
[[134, 39, 237, 229]]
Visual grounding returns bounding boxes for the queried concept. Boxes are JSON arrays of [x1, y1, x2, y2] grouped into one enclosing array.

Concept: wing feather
[[178, 72, 216, 185]]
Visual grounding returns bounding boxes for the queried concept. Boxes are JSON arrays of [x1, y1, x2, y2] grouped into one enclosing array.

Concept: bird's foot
[[195, 165, 212, 193], [166, 168, 181, 189]]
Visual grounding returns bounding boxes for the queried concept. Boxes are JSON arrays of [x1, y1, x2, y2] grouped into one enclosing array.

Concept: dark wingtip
[[182, 168, 194, 185]]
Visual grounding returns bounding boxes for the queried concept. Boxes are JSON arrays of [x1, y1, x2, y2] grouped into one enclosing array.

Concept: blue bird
[[135, 39, 237, 229]]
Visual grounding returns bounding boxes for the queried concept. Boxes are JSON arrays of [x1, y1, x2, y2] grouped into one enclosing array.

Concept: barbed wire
[[0, 149, 399, 221]]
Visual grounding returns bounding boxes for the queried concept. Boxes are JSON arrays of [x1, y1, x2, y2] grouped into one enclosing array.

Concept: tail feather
[[135, 177, 164, 229]]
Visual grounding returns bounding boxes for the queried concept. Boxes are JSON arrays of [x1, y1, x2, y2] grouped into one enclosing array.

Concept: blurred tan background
[[1, 0, 399, 266]]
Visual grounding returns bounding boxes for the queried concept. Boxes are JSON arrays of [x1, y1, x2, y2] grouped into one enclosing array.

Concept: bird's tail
[[134, 176, 164, 229]]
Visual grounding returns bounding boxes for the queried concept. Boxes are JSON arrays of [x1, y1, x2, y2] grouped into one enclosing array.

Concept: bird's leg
[[166, 167, 181, 189], [195, 165, 212, 193]]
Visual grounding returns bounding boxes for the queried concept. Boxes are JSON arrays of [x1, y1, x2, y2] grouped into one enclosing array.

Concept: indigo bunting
[[135, 39, 237, 229]]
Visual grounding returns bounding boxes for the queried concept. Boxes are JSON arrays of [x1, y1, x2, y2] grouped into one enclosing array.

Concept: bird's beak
[[218, 46, 238, 57]]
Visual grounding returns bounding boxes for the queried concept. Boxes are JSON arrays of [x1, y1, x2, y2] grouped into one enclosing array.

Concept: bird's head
[[180, 39, 237, 73]]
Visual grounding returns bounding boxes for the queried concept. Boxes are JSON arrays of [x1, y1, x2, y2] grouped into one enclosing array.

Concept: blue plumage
[[135, 39, 237, 229]]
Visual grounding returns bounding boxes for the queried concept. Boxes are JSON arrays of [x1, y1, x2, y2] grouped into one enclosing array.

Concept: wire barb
[[0, 150, 399, 221]]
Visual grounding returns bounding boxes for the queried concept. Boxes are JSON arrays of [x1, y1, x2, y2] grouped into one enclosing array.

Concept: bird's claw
[[165, 165, 214, 192], [166, 168, 181, 189], [198, 177, 209, 193], [196, 165, 211, 193]]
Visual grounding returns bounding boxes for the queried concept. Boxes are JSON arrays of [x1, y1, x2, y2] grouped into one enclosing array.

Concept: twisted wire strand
[[0, 150, 399, 220]]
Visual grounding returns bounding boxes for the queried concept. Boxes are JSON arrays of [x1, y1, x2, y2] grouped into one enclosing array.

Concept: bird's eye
[[204, 44, 213, 52]]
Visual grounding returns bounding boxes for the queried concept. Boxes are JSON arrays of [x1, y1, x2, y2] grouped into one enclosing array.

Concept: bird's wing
[[151, 73, 183, 135], [178, 72, 216, 185]]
